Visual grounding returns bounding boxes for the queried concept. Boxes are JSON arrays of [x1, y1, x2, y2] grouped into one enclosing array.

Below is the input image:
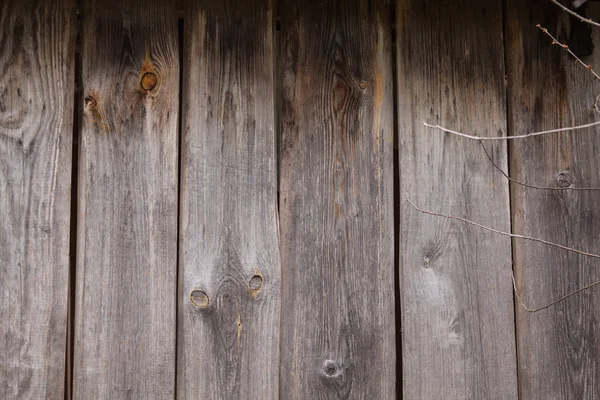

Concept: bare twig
[[478, 140, 600, 190], [512, 274, 600, 313], [423, 25, 600, 141], [536, 24, 600, 82], [406, 197, 600, 312], [405, 198, 600, 260], [423, 120, 600, 140], [550, 0, 600, 29]]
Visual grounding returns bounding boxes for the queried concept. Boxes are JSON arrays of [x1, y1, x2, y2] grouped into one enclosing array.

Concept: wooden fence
[[2, 0, 600, 398]]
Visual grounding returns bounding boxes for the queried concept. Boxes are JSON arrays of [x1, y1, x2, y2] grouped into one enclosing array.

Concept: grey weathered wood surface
[[178, 0, 280, 398], [396, 0, 518, 398], [279, 0, 396, 397], [73, 0, 179, 398], [0, 1, 75, 398], [506, 1, 600, 398]]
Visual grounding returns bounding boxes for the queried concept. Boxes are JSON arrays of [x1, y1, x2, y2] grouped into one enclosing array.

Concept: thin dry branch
[[405, 198, 600, 259], [512, 274, 600, 313], [550, 0, 600, 29], [423, 120, 600, 140], [406, 198, 600, 312], [536, 24, 600, 82], [478, 140, 600, 190], [423, 25, 600, 140]]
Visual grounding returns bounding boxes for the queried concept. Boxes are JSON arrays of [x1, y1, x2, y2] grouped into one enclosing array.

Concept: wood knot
[[322, 360, 338, 377], [190, 290, 209, 308], [332, 81, 349, 113], [84, 96, 97, 109], [422, 241, 442, 268], [556, 171, 573, 188], [249, 275, 263, 291], [359, 81, 367, 89], [141, 72, 158, 91]]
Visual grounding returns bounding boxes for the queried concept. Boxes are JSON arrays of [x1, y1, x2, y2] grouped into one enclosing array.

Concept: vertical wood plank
[[506, 1, 600, 398], [279, 0, 396, 397], [178, 0, 280, 398], [73, 1, 179, 398], [0, 1, 75, 398], [396, 0, 518, 398]]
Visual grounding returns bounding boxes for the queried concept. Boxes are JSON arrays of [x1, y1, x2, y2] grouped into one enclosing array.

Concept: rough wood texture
[[73, 1, 179, 398], [177, 0, 280, 398], [279, 1, 396, 397], [506, 1, 600, 398], [396, 0, 518, 398], [0, 1, 75, 398]]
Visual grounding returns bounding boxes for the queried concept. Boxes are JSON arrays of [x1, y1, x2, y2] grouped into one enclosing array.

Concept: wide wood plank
[[279, 0, 396, 397], [73, 1, 179, 398], [396, 0, 518, 398], [0, 1, 75, 398], [506, 1, 600, 398], [177, 0, 280, 398]]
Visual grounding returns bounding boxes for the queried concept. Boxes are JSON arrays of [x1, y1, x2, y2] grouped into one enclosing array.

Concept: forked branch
[[406, 197, 600, 312], [512, 274, 600, 313], [478, 140, 600, 190]]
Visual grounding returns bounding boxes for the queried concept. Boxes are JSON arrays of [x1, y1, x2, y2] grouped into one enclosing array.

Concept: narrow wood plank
[[396, 0, 518, 398], [279, 0, 396, 397], [506, 1, 600, 398], [0, 1, 75, 398], [177, 0, 280, 398], [73, 1, 179, 398]]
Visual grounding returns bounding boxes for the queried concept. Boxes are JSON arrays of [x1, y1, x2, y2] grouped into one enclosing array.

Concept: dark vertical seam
[[501, 0, 522, 398], [275, 0, 281, 214], [390, 2, 401, 399], [65, 3, 81, 399], [174, 15, 184, 400], [274, 0, 282, 398]]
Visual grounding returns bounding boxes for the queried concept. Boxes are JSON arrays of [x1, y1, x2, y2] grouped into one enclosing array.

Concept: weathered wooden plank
[[506, 1, 600, 398], [73, 1, 179, 398], [396, 0, 518, 398], [279, 0, 395, 397], [0, 1, 75, 398], [177, 0, 280, 398]]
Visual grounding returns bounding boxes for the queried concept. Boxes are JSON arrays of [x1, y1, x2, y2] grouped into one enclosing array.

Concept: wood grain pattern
[[177, 0, 280, 398], [506, 1, 600, 398], [73, 1, 179, 398], [279, 0, 396, 397], [0, 1, 75, 398], [396, 0, 518, 398]]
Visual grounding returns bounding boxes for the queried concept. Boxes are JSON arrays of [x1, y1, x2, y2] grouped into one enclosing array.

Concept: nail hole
[[190, 290, 209, 308], [141, 72, 158, 91]]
